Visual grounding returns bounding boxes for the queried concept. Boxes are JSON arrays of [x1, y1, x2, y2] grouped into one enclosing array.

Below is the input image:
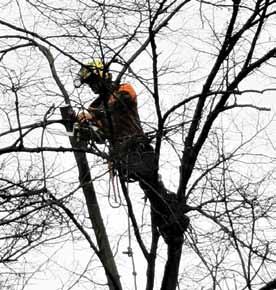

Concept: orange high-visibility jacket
[[88, 83, 144, 141]]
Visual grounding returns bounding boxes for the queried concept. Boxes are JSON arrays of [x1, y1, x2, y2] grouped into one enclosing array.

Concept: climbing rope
[[122, 153, 138, 290], [108, 162, 122, 208]]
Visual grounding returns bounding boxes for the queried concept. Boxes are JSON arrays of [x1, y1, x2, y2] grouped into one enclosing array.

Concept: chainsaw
[[59, 106, 106, 144], [70, 121, 105, 144]]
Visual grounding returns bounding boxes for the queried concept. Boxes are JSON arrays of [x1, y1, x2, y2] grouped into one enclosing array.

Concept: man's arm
[[77, 97, 104, 124], [108, 83, 137, 111]]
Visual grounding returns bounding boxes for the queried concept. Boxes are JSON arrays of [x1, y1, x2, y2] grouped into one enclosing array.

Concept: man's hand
[[77, 110, 93, 123]]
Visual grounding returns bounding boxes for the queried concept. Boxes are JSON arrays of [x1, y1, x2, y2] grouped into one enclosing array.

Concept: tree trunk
[[60, 106, 122, 290], [161, 238, 183, 290], [146, 219, 160, 290], [138, 176, 188, 290]]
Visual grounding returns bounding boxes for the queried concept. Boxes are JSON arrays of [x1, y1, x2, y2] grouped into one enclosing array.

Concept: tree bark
[[146, 218, 160, 290], [161, 238, 183, 290], [60, 106, 122, 290], [138, 175, 188, 290]]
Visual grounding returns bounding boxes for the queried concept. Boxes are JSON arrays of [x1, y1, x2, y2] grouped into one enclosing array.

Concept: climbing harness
[[110, 135, 157, 183]]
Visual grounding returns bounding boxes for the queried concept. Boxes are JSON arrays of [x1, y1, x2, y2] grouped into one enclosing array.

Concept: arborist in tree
[[74, 59, 189, 243]]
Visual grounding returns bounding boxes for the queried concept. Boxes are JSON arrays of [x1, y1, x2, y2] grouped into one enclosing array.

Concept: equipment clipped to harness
[[111, 137, 158, 183]]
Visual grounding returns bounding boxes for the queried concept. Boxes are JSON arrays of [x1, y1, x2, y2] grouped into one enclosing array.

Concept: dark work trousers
[[111, 137, 189, 242]]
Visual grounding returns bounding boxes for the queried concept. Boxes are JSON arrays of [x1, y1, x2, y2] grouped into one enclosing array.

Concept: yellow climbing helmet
[[81, 59, 104, 79], [74, 59, 111, 87]]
